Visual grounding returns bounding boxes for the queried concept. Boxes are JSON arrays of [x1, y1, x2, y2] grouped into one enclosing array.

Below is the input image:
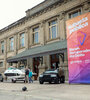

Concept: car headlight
[[39, 75, 43, 77], [51, 74, 57, 77]]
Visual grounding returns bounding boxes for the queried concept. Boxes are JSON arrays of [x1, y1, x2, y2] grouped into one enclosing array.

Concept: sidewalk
[[0, 81, 90, 100]]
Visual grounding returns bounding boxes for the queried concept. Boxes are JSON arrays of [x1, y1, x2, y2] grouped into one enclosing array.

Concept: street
[[0, 81, 90, 100]]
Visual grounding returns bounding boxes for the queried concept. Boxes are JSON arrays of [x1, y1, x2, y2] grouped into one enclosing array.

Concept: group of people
[[25, 67, 33, 83]]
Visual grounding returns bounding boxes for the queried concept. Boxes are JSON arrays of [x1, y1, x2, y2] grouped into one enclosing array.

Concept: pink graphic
[[66, 12, 90, 83], [76, 31, 86, 47]]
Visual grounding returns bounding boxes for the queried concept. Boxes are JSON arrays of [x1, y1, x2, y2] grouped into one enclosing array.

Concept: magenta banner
[[66, 12, 90, 83]]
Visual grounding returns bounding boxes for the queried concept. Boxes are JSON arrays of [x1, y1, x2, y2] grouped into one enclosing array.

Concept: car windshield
[[18, 66, 25, 70], [44, 69, 58, 74], [8, 67, 16, 70]]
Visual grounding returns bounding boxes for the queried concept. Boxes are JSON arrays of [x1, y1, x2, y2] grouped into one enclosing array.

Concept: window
[[9, 37, 14, 51], [0, 62, 3, 67], [49, 20, 57, 39], [32, 27, 39, 44], [1, 41, 4, 54], [20, 33, 25, 48], [69, 9, 81, 18]]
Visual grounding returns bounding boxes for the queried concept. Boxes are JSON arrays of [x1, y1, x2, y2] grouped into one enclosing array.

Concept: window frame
[[20, 33, 25, 48], [32, 27, 39, 44], [9, 37, 14, 51], [68, 9, 82, 19], [49, 19, 58, 40], [1, 41, 4, 54]]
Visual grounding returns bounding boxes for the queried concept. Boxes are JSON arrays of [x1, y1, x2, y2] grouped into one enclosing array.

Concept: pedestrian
[[29, 69, 33, 83], [58, 67, 65, 83], [25, 67, 29, 83]]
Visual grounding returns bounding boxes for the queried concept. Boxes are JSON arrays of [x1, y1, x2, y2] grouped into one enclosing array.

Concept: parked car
[[39, 69, 65, 84], [0, 73, 4, 82], [4, 67, 25, 83], [10, 75, 25, 83], [4, 67, 36, 83]]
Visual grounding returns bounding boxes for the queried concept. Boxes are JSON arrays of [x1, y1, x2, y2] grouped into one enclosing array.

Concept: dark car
[[39, 69, 65, 84], [0, 73, 4, 82]]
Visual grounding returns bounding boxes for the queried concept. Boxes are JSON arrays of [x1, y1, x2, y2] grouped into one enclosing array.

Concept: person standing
[[25, 67, 29, 83], [29, 69, 33, 83], [58, 67, 65, 83]]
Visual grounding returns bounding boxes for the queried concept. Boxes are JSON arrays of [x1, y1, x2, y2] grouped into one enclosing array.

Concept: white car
[[4, 67, 25, 83]]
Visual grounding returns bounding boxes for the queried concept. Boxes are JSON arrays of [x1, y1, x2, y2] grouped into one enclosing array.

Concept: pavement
[[0, 81, 90, 100]]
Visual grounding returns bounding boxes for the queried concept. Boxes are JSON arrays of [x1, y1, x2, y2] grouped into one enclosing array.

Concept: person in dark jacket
[[58, 67, 65, 83], [25, 67, 29, 83]]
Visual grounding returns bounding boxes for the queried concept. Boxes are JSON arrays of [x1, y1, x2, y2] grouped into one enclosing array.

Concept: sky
[[0, 0, 44, 30]]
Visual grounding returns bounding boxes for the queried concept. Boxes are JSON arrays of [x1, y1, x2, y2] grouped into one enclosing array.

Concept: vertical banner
[[66, 12, 90, 83]]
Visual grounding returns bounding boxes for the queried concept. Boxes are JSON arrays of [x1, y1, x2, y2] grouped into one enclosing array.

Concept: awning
[[7, 40, 67, 63]]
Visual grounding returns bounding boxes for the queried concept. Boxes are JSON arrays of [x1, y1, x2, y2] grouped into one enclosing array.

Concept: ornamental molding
[[26, 1, 64, 22], [83, 2, 90, 10], [58, 11, 65, 20], [40, 20, 45, 28]]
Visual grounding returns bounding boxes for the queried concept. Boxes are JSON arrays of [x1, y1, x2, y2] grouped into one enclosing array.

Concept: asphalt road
[[0, 81, 90, 100]]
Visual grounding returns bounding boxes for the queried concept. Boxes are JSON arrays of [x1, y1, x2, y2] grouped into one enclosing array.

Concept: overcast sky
[[0, 0, 44, 30]]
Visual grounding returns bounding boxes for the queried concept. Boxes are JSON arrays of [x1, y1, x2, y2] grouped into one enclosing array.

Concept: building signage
[[66, 12, 90, 83]]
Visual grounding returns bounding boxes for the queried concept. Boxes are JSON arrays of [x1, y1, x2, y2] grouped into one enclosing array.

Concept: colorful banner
[[66, 12, 90, 83]]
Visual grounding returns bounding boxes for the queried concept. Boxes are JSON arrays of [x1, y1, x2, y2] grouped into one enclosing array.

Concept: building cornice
[[0, 17, 26, 34], [26, 0, 64, 17]]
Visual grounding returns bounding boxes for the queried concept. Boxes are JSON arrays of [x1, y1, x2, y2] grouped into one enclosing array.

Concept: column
[[63, 51, 68, 80], [64, 51, 68, 66], [25, 27, 29, 49], [59, 54, 64, 67], [14, 34, 17, 55], [40, 21, 45, 45], [58, 11, 66, 40], [17, 61, 20, 68], [28, 58, 33, 70], [4, 38, 7, 69], [38, 56, 48, 76], [29, 28, 32, 46], [46, 55, 51, 69]]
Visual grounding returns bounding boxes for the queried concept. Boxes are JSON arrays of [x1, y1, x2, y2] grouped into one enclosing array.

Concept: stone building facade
[[0, 0, 90, 80]]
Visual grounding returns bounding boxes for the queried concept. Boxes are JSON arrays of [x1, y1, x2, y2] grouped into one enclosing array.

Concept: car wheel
[[55, 79, 59, 84], [49, 81, 51, 84], [12, 79, 16, 83], [39, 81, 43, 84]]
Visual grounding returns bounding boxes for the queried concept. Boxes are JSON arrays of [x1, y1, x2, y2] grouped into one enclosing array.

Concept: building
[[0, 0, 90, 80]]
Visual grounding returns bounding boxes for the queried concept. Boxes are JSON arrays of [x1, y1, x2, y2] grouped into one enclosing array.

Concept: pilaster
[[40, 21, 45, 45], [14, 34, 17, 55], [58, 11, 66, 40], [4, 38, 7, 69], [25, 27, 29, 49], [46, 55, 51, 69]]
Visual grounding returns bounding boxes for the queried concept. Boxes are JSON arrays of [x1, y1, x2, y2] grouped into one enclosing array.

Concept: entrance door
[[33, 57, 40, 80], [50, 54, 59, 69]]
